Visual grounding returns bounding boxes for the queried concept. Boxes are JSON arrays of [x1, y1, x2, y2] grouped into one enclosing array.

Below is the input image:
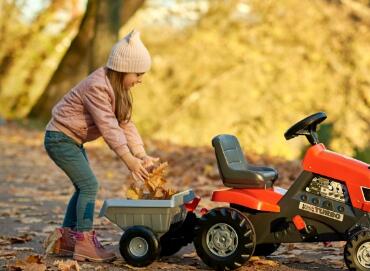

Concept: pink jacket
[[46, 67, 145, 159]]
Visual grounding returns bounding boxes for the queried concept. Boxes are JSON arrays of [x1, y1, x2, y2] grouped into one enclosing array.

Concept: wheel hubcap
[[129, 237, 148, 257], [357, 242, 370, 268], [206, 223, 238, 257]]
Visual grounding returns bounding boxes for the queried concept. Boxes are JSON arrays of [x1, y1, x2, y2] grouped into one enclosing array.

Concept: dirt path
[[0, 123, 347, 270]]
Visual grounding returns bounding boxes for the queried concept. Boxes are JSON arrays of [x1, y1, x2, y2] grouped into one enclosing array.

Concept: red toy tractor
[[193, 112, 370, 271]]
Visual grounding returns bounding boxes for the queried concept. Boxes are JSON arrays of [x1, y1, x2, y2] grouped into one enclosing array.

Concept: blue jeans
[[44, 131, 99, 232]]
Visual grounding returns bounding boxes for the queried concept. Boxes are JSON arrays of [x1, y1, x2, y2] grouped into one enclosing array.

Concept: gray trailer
[[99, 189, 199, 267]]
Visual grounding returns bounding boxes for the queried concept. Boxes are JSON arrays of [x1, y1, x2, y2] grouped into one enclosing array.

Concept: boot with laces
[[73, 230, 116, 262]]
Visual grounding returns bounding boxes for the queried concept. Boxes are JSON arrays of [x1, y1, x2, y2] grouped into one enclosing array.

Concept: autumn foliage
[[126, 162, 177, 200]]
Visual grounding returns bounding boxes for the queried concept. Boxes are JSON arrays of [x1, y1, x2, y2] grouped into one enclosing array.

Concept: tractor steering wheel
[[284, 112, 327, 145]]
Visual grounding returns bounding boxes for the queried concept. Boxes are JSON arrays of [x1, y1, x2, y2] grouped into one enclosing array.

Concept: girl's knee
[[79, 177, 99, 194]]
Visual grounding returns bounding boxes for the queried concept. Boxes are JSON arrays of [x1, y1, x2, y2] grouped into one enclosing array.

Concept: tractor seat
[[212, 134, 278, 189]]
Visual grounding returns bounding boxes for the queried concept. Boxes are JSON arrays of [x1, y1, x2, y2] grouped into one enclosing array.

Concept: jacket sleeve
[[83, 86, 130, 158], [119, 120, 146, 157]]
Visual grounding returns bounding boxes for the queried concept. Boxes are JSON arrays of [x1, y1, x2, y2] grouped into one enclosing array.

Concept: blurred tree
[[0, 0, 64, 77], [0, 0, 83, 118], [29, 0, 145, 122]]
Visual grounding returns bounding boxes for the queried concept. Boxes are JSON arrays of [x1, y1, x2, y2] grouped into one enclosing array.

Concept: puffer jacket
[[46, 67, 144, 159]]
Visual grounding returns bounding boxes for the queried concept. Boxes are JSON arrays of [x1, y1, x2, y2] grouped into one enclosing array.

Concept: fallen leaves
[[6, 255, 82, 271], [0, 233, 34, 260], [126, 162, 178, 200], [54, 260, 80, 271], [7, 255, 46, 271], [0, 234, 33, 245], [0, 249, 16, 258], [0, 237, 10, 246], [249, 256, 279, 267]]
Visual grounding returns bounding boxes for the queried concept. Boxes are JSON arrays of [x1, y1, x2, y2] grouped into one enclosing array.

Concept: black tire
[[194, 207, 256, 271], [119, 226, 160, 267], [253, 243, 280, 256], [344, 230, 370, 271], [160, 212, 198, 257]]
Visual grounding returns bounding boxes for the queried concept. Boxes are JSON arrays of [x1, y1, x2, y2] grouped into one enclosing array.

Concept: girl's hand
[[142, 155, 160, 169], [122, 153, 149, 182]]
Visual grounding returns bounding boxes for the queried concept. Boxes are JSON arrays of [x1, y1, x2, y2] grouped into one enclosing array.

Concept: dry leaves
[[54, 260, 80, 271], [6, 257, 81, 271], [249, 256, 279, 267], [7, 255, 46, 271], [0, 236, 11, 246], [0, 249, 16, 258], [0, 234, 33, 245], [126, 162, 177, 200]]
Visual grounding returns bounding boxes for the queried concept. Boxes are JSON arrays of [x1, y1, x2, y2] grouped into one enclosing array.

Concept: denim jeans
[[44, 131, 99, 232]]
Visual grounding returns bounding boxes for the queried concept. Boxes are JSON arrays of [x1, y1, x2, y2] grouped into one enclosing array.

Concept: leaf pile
[[126, 162, 177, 200]]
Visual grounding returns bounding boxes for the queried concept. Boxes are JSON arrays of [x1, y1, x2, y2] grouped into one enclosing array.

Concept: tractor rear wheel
[[194, 207, 256, 270]]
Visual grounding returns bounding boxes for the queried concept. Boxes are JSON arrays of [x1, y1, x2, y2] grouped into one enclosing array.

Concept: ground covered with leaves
[[0, 122, 348, 270]]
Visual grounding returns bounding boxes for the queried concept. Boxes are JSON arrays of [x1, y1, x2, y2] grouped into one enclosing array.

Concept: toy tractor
[[194, 112, 370, 271]]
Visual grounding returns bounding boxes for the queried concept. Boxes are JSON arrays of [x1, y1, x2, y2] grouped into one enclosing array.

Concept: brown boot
[[73, 230, 116, 262], [54, 227, 76, 257]]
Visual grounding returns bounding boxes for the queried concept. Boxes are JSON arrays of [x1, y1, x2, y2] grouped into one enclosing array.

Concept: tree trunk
[[28, 0, 99, 121], [89, 0, 121, 71], [29, 0, 145, 122]]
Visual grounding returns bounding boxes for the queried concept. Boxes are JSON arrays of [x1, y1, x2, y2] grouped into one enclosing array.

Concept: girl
[[44, 30, 158, 262]]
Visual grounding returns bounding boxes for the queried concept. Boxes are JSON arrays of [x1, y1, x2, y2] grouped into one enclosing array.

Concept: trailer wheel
[[119, 226, 160, 267], [344, 230, 370, 271], [194, 207, 256, 270], [253, 243, 280, 256]]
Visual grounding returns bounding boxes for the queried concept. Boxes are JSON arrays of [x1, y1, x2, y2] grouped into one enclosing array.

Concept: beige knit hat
[[106, 30, 151, 73]]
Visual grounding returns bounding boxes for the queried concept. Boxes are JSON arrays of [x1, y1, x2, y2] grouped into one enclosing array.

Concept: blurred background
[[0, 2, 369, 268], [0, 0, 369, 161]]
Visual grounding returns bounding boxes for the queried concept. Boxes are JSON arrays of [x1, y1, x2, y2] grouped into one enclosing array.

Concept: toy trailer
[[99, 189, 199, 267]]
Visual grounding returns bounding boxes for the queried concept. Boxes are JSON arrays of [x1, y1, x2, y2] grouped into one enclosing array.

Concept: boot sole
[[54, 249, 74, 257], [73, 253, 116, 263]]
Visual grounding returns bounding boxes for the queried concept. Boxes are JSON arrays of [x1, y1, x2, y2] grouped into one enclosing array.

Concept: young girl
[[44, 30, 158, 262]]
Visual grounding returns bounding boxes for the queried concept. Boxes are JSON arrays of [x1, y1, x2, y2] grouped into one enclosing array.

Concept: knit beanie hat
[[106, 30, 151, 73]]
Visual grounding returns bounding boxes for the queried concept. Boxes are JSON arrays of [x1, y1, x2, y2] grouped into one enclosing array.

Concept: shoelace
[[68, 232, 77, 242], [69, 231, 103, 248], [92, 234, 103, 248], [71, 231, 83, 241]]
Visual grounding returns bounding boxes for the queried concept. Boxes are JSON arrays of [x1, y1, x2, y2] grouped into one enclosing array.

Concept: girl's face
[[123, 73, 144, 90]]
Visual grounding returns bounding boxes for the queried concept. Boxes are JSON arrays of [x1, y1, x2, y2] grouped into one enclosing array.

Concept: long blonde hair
[[106, 68, 132, 123]]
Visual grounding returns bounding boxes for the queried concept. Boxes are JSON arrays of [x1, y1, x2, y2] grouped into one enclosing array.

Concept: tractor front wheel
[[344, 230, 370, 271]]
